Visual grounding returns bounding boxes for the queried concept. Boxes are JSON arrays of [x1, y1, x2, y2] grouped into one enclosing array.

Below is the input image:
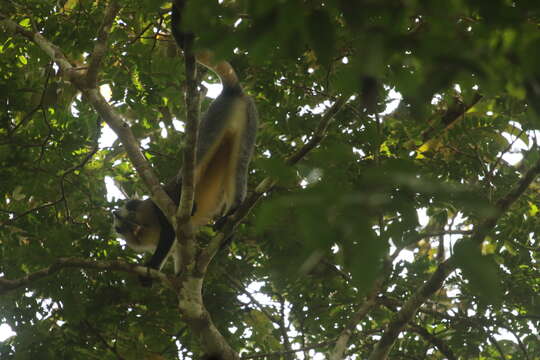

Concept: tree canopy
[[0, 0, 539, 359]]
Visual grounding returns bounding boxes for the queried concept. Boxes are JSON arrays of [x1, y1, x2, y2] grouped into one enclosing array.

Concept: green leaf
[[454, 240, 504, 305]]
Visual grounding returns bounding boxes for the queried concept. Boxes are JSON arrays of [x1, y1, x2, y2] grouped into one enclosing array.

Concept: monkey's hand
[[213, 215, 228, 231], [214, 205, 239, 231]]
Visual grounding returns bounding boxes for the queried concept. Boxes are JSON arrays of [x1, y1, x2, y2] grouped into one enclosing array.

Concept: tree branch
[[408, 324, 456, 360], [176, 274, 239, 360], [225, 273, 279, 323], [329, 278, 382, 360], [0, 13, 77, 81], [84, 320, 127, 360], [176, 10, 199, 270], [368, 155, 540, 360], [0, 257, 170, 295], [286, 96, 348, 166], [0, 13, 176, 219], [418, 93, 483, 147]]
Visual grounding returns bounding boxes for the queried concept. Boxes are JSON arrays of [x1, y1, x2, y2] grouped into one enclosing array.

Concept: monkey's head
[[113, 199, 160, 252]]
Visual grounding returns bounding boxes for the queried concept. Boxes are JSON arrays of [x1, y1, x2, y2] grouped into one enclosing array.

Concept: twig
[[0, 199, 63, 227], [59, 117, 101, 222], [487, 128, 526, 180]]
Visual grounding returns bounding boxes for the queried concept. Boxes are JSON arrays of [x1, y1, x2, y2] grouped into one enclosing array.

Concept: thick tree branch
[[368, 156, 540, 360], [0, 257, 170, 295], [0, 13, 78, 81], [83, 89, 176, 217], [176, 15, 199, 270], [176, 275, 239, 360]]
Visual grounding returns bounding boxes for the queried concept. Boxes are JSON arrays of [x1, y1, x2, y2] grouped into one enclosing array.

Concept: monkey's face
[[113, 199, 160, 253], [113, 200, 144, 243]]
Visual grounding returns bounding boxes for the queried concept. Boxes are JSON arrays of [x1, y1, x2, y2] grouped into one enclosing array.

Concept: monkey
[[113, 0, 258, 285]]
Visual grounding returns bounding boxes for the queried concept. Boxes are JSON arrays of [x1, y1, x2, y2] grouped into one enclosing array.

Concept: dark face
[[113, 199, 143, 235]]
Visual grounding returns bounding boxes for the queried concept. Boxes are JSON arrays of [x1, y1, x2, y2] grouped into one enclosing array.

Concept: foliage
[[1, 0, 539, 359]]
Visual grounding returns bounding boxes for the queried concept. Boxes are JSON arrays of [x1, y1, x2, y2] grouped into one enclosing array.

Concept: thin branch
[[225, 273, 279, 323], [11, 62, 54, 134], [418, 93, 483, 148], [1, 199, 63, 226], [368, 156, 540, 360], [84, 320, 127, 360], [1, 118, 100, 226], [0, 257, 170, 295], [395, 229, 473, 253], [487, 128, 526, 181], [487, 333, 506, 360], [286, 96, 348, 165], [408, 324, 456, 360], [87, 0, 120, 87], [329, 279, 382, 360], [277, 294, 293, 359], [128, 21, 155, 45]]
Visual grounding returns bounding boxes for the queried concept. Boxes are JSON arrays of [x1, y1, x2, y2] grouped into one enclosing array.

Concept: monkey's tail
[[171, 0, 241, 91]]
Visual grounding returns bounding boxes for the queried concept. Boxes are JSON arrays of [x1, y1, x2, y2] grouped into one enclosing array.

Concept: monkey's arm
[[140, 203, 176, 286]]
